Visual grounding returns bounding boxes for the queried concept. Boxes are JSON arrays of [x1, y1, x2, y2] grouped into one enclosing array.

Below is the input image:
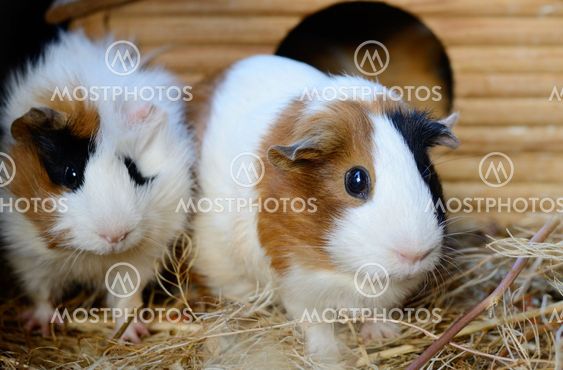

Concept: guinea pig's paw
[[21, 305, 61, 337], [117, 321, 150, 344], [305, 325, 341, 364], [360, 321, 401, 344]]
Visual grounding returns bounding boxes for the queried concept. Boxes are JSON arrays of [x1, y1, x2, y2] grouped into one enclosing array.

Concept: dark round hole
[[276, 1, 454, 116]]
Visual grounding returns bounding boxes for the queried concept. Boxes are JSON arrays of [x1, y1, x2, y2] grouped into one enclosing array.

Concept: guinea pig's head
[[7, 99, 192, 255], [259, 98, 459, 282]]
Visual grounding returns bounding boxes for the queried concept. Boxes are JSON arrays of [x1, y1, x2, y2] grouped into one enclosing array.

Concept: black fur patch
[[386, 109, 448, 224], [31, 127, 95, 191]]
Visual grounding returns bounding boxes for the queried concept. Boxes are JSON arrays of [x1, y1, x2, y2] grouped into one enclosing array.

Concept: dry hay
[[0, 216, 561, 370]]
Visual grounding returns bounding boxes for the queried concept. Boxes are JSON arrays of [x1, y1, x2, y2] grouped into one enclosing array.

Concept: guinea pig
[[190, 55, 459, 360], [0, 32, 195, 342]]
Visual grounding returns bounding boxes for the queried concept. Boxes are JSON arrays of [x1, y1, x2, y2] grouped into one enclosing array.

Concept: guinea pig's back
[[196, 55, 327, 193]]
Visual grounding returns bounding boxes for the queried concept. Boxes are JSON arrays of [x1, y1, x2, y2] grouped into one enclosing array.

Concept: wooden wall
[[71, 0, 563, 229]]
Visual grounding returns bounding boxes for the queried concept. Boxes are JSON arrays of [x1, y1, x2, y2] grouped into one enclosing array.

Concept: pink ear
[[126, 103, 156, 124], [124, 103, 167, 130]]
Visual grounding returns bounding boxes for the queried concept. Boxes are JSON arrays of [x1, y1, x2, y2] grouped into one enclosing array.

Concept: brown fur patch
[[7, 98, 100, 248], [186, 72, 226, 149], [37, 95, 100, 139], [256, 100, 377, 272]]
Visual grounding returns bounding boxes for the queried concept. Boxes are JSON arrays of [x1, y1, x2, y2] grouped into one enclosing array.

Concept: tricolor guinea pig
[[0, 32, 195, 342], [190, 55, 458, 360]]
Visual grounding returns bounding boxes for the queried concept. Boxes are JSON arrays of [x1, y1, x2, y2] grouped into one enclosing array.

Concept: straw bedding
[[0, 217, 561, 369]]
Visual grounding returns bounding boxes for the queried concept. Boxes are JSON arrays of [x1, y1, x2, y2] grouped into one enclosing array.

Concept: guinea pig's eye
[[124, 157, 154, 186], [63, 165, 80, 190], [345, 166, 371, 200]]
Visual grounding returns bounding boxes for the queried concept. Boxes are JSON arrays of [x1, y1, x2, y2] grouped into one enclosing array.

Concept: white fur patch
[[327, 113, 443, 278]]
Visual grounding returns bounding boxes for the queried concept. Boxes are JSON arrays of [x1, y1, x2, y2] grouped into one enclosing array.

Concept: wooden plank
[[111, 0, 333, 15], [112, 0, 563, 17], [399, 0, 563, 17], [434, 153, 563, 182], [455, 73, 563, 97], [440, 182, 562, 226], [440, 126, 563, 152], [449, 46, 563, 73], [444, 182, 562, 202], [149, 45, 274, 71], [107, 15, 301, 44], [178, 72, 206, 86], [425, 17, 563, 46], [454, 98, 563, 125], [47, 0, 134, 23], [70, 11, 110, 38], [104, 17, 563, 49]]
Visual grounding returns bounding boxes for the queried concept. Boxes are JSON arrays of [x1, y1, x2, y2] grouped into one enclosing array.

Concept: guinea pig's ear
[[125, 102, 166, 128], [434, 112, 460, 149], [11, 107, 66, 141], [267, 129, 339, 170]]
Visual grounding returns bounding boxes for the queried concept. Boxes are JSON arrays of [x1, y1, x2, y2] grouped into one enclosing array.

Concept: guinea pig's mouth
[[396, 255, 441, 280], [98, 232, 145, 254], [386, 268, 428, 281], [55, 230, 143, 256]]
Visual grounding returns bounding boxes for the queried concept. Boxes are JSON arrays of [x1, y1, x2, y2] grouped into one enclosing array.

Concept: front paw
[[115, 321, 150, 344], [21, 304, 62, 337], [360, 321, 401, 344], [305, 323, 341, 363]]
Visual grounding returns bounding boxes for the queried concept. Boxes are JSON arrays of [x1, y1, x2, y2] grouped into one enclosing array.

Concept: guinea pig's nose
[[395, 249, 433, 264], [99, 230, 131, 245]]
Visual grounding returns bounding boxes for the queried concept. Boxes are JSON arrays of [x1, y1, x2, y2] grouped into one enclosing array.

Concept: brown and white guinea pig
[[190, 55, 459, 360], [0, 32, 195, 342]]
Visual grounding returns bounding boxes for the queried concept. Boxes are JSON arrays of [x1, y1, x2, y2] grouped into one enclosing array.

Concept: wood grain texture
[[150, 45, 275, 70], [424, 17, 563, 45], [449, 46, 563, 73], [112, 0, 563, 17], [454, 98, 563, 125], [107, 15, 300, 44], [47, 0, 134, 23], [442, 126, 563, 152], [455, 73, 563, 97], [434, 153, 563, 182]]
